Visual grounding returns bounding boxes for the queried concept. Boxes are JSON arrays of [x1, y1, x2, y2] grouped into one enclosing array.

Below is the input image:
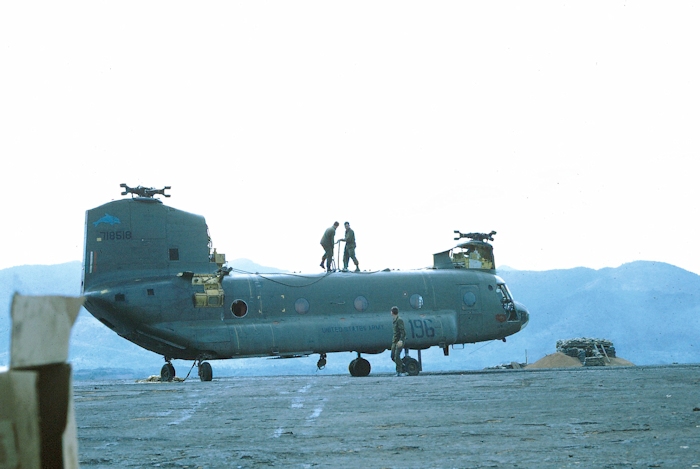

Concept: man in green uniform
[[341, 221, 360, 272], [391, 306, 406, 376], [320, 222, 339, 272]]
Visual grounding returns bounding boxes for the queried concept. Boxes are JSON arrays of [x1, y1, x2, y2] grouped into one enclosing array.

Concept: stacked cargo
[[556, 338, 616, 366]]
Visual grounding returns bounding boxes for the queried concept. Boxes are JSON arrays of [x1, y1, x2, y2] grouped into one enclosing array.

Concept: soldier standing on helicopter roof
[[320, 221, 339, 272], [341, 221, 359, 272]]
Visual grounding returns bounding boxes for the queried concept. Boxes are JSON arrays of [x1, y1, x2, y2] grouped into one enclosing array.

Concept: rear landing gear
[[198, 361, 213, 381], [349, 353, 371, 377], [160, 359, 213, 382]]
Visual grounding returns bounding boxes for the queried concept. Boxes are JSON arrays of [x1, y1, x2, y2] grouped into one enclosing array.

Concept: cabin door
[[458, 285, 482, 343]]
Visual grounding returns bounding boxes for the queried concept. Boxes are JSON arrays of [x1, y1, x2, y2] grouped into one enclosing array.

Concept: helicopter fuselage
[[82, 196, 529, 378]]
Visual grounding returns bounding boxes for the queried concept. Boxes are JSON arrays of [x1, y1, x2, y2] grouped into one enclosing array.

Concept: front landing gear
[[349, 353, 371, 377], [402, 356, 420, 376], [161, 361, 176, 382]]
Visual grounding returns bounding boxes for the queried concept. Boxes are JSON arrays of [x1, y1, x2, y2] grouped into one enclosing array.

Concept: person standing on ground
[[320, 221, 339, 272], [391, 306, 406, 376], [341, 221, 359, 272]]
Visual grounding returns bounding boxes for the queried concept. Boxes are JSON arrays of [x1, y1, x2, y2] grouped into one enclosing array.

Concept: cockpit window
[[496, 283, 518, 321], [496, 283, 512, 302]]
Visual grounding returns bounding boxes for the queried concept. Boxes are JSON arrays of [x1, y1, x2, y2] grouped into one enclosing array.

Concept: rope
[[183, 361, 197, 381]]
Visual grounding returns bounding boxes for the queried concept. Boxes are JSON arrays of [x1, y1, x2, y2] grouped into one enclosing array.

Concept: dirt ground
[[74, 364, 700, 468]]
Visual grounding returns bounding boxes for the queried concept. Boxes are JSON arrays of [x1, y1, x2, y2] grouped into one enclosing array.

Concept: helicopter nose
[[515, 302, 529, 330]]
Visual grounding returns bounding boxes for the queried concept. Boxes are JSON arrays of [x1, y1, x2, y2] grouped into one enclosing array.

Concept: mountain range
[[1, 260, 698, 379]]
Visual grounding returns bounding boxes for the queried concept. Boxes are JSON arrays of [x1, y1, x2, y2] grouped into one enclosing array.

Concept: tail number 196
[[408, 319, 435, 339]]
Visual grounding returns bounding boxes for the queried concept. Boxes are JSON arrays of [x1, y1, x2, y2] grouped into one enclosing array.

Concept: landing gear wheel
[[402, 357, 420, 376], [348, 358, 358, 376], [348, 357, 371, 377], [161, 363, 175, 382], [198, 362, 213, 382]]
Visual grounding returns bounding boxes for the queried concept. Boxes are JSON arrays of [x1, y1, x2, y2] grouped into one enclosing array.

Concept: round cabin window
[[409, 294, 424, 309], [463, 292, 477, 307], [295, 298, 310, 314], [231, 299, 248, 318], [354, 296, 369, 312]]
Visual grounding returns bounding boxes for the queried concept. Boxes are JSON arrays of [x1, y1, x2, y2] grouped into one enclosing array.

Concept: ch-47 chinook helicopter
[[82, 185, 529, 381]]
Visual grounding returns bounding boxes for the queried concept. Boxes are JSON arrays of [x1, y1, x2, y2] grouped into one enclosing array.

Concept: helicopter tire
[[350, 357, 371, 377], [161, 363, 175, 382], [402, 357, 420, 376], [348, 358, 358, 376], [199, 362, 213, 382]]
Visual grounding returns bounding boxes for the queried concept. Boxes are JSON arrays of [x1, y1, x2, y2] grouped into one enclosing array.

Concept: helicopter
[[82, 185, 529, 381]]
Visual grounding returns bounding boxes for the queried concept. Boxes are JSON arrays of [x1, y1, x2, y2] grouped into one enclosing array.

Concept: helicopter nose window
[[496, 284, 510, 302], [496, 284, 518, 320]]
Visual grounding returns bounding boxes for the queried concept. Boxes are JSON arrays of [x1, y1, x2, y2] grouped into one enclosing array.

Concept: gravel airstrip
[[74, 364, 700, 468]]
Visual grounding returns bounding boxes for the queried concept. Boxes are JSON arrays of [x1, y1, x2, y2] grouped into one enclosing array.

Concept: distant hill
[[497, 261, 700, 366], [1, 260, 698, 379]]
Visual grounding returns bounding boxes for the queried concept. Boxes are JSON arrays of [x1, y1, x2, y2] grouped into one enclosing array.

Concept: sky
[[1, 2, 699, 277]]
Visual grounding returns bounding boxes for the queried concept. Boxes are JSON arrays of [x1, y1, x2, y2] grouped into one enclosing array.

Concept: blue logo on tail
[[93, 213, 121, 227]]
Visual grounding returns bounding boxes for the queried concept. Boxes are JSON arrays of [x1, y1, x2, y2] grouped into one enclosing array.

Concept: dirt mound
[[525, 352, 635, 369], [526, 352, 582, 369]]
